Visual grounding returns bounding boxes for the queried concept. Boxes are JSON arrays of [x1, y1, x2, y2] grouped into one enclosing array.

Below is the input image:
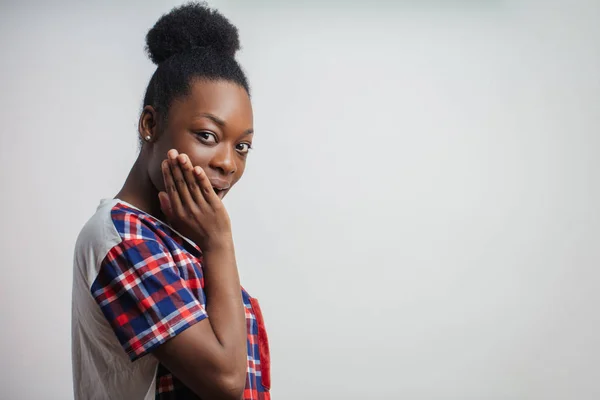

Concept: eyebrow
[[194, 113, 254, 135]]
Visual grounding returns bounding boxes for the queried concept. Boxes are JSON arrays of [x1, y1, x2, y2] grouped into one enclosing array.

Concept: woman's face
[[144, 79, 254, 199]]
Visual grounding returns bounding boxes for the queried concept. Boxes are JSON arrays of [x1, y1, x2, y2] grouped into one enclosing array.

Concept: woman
[[71, 3, 270, 399]]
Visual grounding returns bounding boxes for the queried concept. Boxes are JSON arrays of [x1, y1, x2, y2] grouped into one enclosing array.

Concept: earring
[[144, 135, 151, 141]]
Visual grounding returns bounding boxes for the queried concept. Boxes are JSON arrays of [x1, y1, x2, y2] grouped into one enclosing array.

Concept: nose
[[209, 143, 237, 176]]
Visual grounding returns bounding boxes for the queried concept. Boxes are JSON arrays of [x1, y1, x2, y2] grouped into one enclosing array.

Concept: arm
[[153, 242, 246, 399], [153, 150, 246, 399]]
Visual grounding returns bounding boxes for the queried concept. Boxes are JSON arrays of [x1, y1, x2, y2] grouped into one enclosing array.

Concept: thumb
[[158, 191, 173, 221]]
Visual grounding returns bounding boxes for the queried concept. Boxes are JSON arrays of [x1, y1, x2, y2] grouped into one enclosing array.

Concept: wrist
[[202, 234, 234, 253]]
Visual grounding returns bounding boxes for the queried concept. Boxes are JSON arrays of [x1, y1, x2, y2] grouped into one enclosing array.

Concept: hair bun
[[145, 2, 240, 65]]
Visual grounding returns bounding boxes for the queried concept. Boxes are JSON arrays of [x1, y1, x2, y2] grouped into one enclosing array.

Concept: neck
[[116, 154, 164, 221]]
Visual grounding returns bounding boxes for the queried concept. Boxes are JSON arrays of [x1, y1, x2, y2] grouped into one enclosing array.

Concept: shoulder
[[73, 199, 170, 284]]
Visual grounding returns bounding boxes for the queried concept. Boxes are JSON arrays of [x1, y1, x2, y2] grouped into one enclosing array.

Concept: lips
[[209, 178, 231, 199]]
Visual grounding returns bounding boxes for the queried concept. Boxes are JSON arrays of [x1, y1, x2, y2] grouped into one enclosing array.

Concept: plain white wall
[[1, 0, 599, 399]]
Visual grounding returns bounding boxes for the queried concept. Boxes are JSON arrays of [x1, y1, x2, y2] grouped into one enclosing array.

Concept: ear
[[138, 105, 160, 144]]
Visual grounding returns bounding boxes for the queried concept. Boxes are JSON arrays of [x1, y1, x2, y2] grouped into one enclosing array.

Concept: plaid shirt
[[91, 202, 271, 399]]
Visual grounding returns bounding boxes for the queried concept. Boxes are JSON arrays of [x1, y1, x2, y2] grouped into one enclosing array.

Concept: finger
[[178, 153, 208, 208], [167, 148, 179, 161], [194, 166, 220, 206], [170, 152, 199, 212], [162, 159, 185, 218]]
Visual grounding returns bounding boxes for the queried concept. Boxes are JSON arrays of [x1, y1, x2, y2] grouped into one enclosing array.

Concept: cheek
[[187, 147, 222, 171], [187, 156, 211, 171]]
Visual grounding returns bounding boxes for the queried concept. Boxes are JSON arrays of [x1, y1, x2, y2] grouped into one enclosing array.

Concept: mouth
[[212, 187, 226, 199], [209, 178, 231, 199]]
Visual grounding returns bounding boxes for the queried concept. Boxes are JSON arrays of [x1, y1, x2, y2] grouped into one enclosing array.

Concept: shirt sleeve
[[91, 237, 208, 361]]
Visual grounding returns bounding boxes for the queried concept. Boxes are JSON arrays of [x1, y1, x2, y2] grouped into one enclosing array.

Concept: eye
[[195, 131, 217, 144], [236, 142, 252, 154]]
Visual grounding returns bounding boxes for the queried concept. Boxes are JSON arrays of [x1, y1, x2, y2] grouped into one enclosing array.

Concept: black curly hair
[[143, 2, 249, 124]]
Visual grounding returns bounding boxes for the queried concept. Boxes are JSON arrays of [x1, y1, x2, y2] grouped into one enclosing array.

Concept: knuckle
[[175, 178, 186, 186], [191, 210, 202, 219]]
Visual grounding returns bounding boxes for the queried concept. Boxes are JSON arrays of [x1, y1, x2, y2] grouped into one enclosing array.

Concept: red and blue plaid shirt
[[91, 202, 271, 399]]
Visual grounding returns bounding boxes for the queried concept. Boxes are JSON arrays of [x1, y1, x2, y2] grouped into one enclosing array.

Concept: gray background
[[1, 0, 599, 399]]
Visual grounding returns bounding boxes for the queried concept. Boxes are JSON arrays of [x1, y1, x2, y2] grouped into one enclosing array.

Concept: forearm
[[202, 238, 247, 375]]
